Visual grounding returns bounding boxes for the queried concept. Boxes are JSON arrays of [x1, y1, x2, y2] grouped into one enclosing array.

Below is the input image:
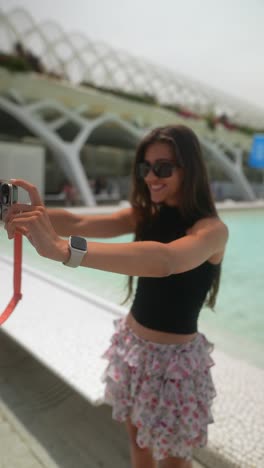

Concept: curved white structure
[[0, 92, 256, 203], [0, 95, 142, 205], [1, 6, 264, 128], [0, 7, 259, 203]]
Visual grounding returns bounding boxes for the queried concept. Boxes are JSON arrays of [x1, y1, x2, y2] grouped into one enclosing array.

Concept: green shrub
[[0, 53, 33, 72]]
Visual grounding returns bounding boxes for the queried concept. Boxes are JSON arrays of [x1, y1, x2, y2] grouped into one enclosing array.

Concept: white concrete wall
[[0, 141, 45, 203]]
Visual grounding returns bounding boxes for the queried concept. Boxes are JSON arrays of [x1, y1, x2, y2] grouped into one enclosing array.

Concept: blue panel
[[249, 134, 264, 168]]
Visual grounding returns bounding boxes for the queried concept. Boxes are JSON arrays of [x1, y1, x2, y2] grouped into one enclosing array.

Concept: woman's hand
[[5, 179, 69, 263]]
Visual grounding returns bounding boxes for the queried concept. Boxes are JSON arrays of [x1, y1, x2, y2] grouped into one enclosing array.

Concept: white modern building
[[0, 6, 263, 204]]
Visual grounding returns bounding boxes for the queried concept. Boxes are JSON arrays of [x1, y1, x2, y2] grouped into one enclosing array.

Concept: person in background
[[5, 125, 228, 468], [62, 180, 77, 206]]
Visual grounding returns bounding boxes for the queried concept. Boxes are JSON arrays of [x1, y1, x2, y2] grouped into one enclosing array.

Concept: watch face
[[70, 236, 87, 251]]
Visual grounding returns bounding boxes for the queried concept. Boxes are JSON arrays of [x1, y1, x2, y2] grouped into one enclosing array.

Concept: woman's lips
[[149, 184, 166, 192]]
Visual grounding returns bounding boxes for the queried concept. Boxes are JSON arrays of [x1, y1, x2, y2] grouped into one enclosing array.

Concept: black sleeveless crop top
[[131, 205, 220, 334]]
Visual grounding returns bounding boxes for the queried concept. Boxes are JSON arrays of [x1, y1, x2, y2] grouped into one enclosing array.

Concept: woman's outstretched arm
[[46, 207, 135, 238], [5, 179, 228, 278]]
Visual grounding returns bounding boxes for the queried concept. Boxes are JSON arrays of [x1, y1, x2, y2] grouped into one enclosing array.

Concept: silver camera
[[0, 181, 18, 222]]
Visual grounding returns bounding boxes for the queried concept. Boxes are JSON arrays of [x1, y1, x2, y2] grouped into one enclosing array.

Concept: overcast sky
[[1, 0, 264, 110]]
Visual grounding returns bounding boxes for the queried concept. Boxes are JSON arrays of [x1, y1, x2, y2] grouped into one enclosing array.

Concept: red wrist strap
[[0, 232, 23, 325]]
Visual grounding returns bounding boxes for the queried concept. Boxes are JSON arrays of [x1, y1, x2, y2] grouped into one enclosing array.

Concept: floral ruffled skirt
[[102, 317, 216, 461]]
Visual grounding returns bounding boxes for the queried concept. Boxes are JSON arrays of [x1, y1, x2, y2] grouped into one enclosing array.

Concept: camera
[[0, 181, 18, 222]]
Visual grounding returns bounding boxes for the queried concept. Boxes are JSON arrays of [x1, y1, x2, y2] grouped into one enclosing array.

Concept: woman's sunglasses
[[136, 161, 179, 179]]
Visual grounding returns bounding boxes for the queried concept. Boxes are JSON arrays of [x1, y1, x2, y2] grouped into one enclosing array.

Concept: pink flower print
[[185, 357, 191, 366], [171, 363, 179, 372], [186, 439, 193, 447], [193, 411, 199, 419], [192, 422, 199, 432], [193, 434, 203, 444], [141, 391, 148, 400], [182, 405, 190, 416], [152, 359, 160, 372]]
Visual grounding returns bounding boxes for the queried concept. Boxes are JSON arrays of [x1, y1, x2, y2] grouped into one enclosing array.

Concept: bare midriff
[[126, 312, 197, 345]]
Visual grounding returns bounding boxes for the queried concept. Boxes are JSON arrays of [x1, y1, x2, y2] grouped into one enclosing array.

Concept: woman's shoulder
[[187, 215, 229, 240], [186, 216, 228, 265]]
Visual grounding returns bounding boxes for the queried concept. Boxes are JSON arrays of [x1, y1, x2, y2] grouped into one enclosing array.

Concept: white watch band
[[63, 236, 87, 268]]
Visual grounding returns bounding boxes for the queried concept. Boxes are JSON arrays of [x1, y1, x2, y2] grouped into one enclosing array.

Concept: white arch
[[0, 91, 256, 202], [0, 96, 144, 205], [201, 140, 256, 201], [40, 30, 87, 75], [0, 96, 96, 205], [1, 6, 264, 128]]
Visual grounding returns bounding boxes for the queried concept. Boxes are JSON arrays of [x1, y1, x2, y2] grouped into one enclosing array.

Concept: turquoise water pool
[[1, 208, 263, 369]]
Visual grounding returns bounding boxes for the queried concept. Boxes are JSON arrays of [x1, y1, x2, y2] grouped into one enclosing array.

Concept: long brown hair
[[124, 125, 221, 309]]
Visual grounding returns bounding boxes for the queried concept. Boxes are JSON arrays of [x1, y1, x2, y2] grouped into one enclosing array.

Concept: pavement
[[0, 400, 58, 468]]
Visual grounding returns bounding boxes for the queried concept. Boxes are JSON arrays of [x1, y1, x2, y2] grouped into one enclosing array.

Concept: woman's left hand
[[5, 179, 69, 262]]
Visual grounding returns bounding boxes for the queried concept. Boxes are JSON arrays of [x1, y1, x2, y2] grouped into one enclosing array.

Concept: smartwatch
[[63, 236, 87, 267]]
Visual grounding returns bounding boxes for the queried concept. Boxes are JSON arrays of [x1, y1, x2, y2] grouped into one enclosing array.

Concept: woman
[[5, 125, 228, 468]]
